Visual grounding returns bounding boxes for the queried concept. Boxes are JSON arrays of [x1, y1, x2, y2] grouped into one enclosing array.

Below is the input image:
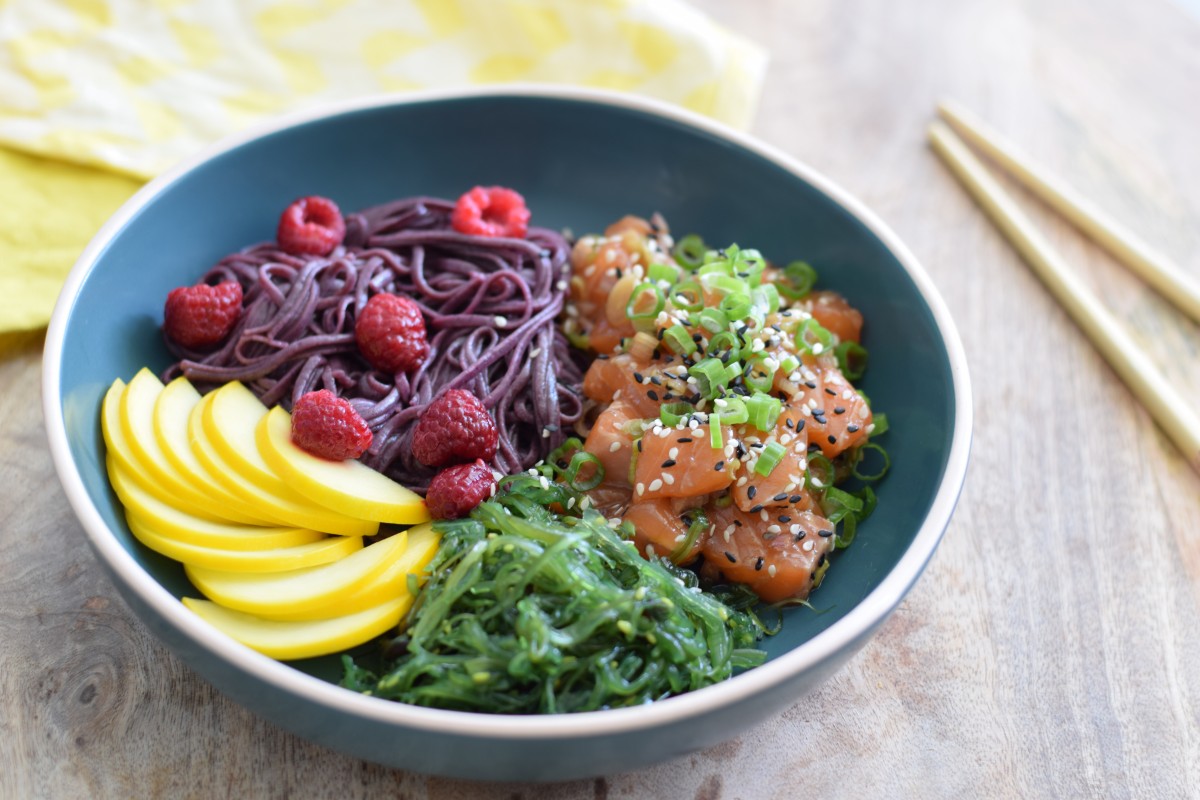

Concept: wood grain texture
[[3, 0, 1199, 797]]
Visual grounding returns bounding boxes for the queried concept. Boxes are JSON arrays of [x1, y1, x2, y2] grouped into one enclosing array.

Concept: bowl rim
[[43, 83, 972, 740]]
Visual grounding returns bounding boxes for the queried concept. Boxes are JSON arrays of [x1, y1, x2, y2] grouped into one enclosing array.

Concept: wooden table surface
[[4, 0, 1199, 797]]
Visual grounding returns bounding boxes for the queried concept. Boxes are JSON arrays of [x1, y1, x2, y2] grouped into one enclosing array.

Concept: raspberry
[[290, 390, 373, 461], [163, 281, 243, 349], [425, 459, 495, 520], [277, 195, 346, 256], [450, 186, 530, 239], [411, 389, 498, 468], [355, 293, 430, 374]]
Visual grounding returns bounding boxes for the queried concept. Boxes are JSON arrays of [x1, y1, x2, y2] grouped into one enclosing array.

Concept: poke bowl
[[42, 86, 972, 782]]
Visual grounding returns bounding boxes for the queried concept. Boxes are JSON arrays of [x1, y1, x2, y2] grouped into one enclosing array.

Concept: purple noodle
[[164, 197, 584, 491]]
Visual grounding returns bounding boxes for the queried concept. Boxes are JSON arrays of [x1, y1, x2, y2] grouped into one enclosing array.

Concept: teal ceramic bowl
[[43, 87, 971, 781]]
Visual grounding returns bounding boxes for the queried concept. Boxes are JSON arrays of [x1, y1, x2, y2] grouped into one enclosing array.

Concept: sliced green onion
[[701, 273, 747, 299], [565, 451, 605, 491], [709, 413, 723, 449], [626, 282, 665, 327], [697, 307, 728, 334], [751, 284, 781, 315], [671, 281, 704, 312], [777, 260, 818, 299], [697, 259, 734, 278], [870, 412, 889, 436], [718, 292, 753, 321], [743, 353, 777, 394], [834, 340, 868, 380], [850, 442, 890, 481], [673, 234, 707, 268], [714, 395, 748, 425], [738, 250, 766, 286], [546, 436, 585, 470], [564, 329, 590, 350], [705, 330, 741, 360], [659, 402, 694, 427], [794, 317, 834, 356], [688, 358, 732, 399], [804, 451, 834, 490], [745, 391, 781, 432], [779, 354, 800, 375], [647, 260, 681, 284], [754, 441, 787, 476], [663, 324, 697, 356]]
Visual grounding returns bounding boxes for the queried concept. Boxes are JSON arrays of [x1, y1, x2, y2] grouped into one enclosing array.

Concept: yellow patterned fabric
[[0, 0, 766, 332]]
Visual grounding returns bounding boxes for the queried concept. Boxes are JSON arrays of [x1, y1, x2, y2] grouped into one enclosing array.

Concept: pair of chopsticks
[[928, 101, 1200, 475]]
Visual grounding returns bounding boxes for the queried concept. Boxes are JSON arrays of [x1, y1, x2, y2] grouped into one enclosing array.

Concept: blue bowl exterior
[[47, 90, 969, 781]]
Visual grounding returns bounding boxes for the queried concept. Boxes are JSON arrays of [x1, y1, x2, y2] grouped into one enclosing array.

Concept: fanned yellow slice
[[182, 595, 412, 660], [257, 406, 430, 525], [127, 516, 362, 572], [154, 377, 276, 526], [187, 523, 440, 621], [203, 381, 298, 491], [120, 368, 261, 525], [188, 392, 380, 538], [107, 456, 324, 551], [102, 377, 230, 524]]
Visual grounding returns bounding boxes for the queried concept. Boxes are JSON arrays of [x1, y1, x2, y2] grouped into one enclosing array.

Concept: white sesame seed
[[566, 496, 576, 509], [790, 524, 802, 535], [736, 476, 748, 487], [767, 524, 781, 534], [760, 510, 769, 522], [842, 389, 853, 400], [648, 479, 663, 492], [866, 423, 876, 433], [768, 564, 777, 577], [636, 482, 646, 495], [539, 476, 550, 490], [674, 533, 686, 542], [858, 405, 871, 419], [668, 447, 679, 459], [609, 441, 622, 452], [662, 473, 675, 485], [802, 539, 814, 551], [723, 524, 736, 541], [556, 279, 568, 291], [529, 347, 542, 359], [494, 315, 508, 327]]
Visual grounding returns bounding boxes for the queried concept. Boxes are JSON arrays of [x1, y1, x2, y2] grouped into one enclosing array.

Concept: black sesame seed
[[827, 434, 837, 445], [677, 437, 693, 443], [748, 486, 758, 499], [647, 390, 659, 401], [778, 515, 792, 523], [733, 519, 743, 527], [749, 504, 764, 514], [692, 332, 703, 342], [637, 439, 644, 452], [634, 372, 645, 383], [804, 381, 817, 389], [773, 492, 788, 502], [824, 387, 837, 396], [785, 418, 795, 429], [847, 424, 860, 433], [724, 551, 737, 563], [614, 268, 623, 279], [754, 557, 764, 571], [597, 354, 610, 360], [714, 461, 725, 471], [833, 406, 845, 415], [795, 419, 806, 431], [794, 531, 806, 541], [650, 376, 662, 386], [661, 459, 677, 468], [789, 494, 804, 503], [818, 529, 834, 537], [652, 347, 662, 359]]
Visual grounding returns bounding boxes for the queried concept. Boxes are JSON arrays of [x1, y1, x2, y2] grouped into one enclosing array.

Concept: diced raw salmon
[[701, 505, 836, 602], [582, 401, 641, 487], [730, 409, 814, 513], [791, 356, 872, 459], [807, 290, 863, 344], [624, 497, 707, 564], [634, 424, 733, 501]]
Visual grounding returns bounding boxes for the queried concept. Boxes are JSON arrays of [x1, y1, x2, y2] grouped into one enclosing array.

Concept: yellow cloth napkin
[[0, 0, 766, 333]]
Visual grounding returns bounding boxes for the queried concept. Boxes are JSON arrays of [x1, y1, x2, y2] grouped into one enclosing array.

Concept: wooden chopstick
[[937, 100, 1200, 325], [928, 119, 1200, 475]]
